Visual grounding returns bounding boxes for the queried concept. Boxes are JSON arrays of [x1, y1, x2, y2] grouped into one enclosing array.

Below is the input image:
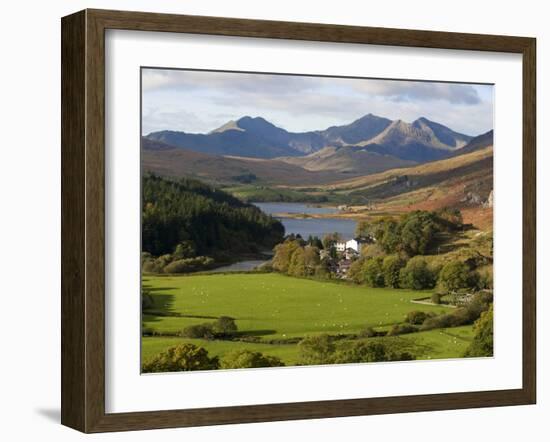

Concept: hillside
[[141, 174, 284, 257], [279, 145, 416, 174], [142, 138, 356, 186], [450, 130, 494, 156], [311, 138, 494, 227]]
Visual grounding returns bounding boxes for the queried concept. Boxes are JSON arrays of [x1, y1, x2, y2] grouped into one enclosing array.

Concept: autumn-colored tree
[[272, 239, 302, 273]]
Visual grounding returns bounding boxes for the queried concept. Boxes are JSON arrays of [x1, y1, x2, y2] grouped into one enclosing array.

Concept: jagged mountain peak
[[146, 113, 482, 162]]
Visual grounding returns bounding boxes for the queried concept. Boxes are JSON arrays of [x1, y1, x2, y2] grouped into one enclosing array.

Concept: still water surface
[[208, 203, 357, 273], [254, 202, 357, 240]]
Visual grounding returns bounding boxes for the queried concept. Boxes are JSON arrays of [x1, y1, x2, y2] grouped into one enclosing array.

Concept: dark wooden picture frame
[[61, 9, 536, 433]]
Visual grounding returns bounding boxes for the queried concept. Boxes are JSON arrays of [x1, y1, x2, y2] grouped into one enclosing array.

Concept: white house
[[335, 241, 347, 252], [335, 237, 373, 254]]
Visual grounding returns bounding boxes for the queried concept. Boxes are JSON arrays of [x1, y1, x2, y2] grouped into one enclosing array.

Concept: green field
[[142, 273, 474, 366]]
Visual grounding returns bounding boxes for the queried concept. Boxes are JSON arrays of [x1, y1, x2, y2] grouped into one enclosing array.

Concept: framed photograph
[[61, 9, 536, 433]]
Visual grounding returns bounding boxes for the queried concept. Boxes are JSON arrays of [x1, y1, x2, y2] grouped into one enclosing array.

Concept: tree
[[363, 257, 385, 287], [314, 259, 331, 279], [382, 255, 406, 288], [332, 341, 415, 363], [348, 257, 367, 284], [477, 266, 494, 290], [288, 247, 306, 277], [438, 261, 472, 292], [333, 341, 389, 363], [355, 220, 375, 238], [306, 235, 324, 249], [272, 240, 302, 273], [298, 334, 336, 365], [303, 245, 321, 275], [141, 174, 284, 257], [372, 217, 401, 253], [220, 350, 284, 369], [464, 304, 493, 357], [399, 211, 440, 256], [142, 343, 219, 373], [181, 323, 215, 339], [212, 316, 238, 337], [322, 232, 341, 250], [172, 240, 196, 259], [399, 257, 435, 290]]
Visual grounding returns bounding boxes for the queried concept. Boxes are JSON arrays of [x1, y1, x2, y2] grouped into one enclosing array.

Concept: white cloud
[[141, 69, 493, 135]]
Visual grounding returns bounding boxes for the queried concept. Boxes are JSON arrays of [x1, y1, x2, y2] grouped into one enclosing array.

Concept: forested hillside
[[142, 174, 284, 258]]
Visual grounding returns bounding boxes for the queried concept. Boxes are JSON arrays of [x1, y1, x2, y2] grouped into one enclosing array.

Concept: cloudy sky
[[141, 68, 493, 136]]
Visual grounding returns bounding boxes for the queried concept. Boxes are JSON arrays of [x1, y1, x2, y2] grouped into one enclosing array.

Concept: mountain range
[[145, 114, 475, 163], [142, 127, 493, 189]]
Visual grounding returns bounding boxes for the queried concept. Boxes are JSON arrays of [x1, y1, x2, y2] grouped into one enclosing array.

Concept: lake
[[254, 202, 357, 240], [207, 203, 357, 273]]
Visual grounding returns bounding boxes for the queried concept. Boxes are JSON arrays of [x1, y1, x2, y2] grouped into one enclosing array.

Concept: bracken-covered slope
[[142, 138, 355, 186], [315, 133, 493, 228]]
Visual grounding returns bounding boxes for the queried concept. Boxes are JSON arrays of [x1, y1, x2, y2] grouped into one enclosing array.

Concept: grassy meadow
[[142, 273, 474, 366]]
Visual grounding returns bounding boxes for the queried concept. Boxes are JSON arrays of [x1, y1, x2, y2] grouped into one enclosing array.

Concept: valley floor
[[141, 273, 476, 369]]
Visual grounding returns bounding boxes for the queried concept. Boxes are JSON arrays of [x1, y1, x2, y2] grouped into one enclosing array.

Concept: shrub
[[399, 257, 435, 290], [405, 310, 432, 325], [437, 207, 463, 228], [358, 326, 378, 338], [298, 334, 336, 365], [389, 351, 415, 361], [220, 350, 284, 369], [142, 343, 219, 373], [181, 323, 215, 339], [332, 341, 416, 364], [332, 342, 389, 363], [431, 293, 442, 304], [420, 292, 493, 331], [142, 259, 163, 273], [387, 324, 418, 336], [314, 262, 331, 279], [382, 255, 406, 288], [420, 313, 454, 331], [163, 256, 215, 274], [465, 291, 493, 320]]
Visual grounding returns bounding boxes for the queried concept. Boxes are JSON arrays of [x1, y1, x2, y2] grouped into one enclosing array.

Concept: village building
[[343, 247, 359, 260], [335, 236, 373, 254], [336, 259, 353, 278]]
